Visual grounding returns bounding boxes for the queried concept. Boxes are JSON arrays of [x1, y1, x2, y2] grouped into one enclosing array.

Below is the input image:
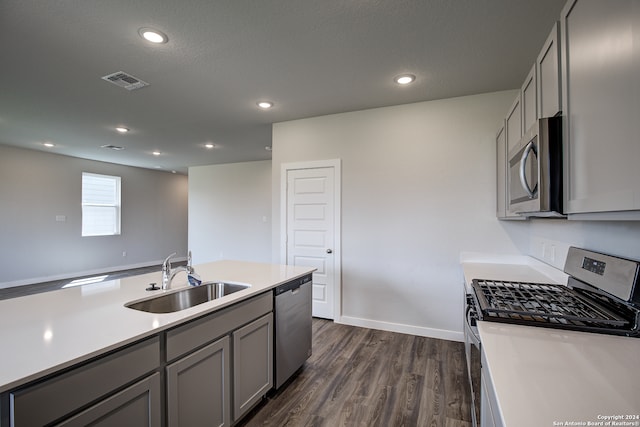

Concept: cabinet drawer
[[166, 292, 272, 362], [57, 373, 161, 427], [10, 336, 160, 426]]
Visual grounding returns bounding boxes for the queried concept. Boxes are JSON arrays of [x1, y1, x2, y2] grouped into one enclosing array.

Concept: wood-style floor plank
[[238, 318, 472, 427]]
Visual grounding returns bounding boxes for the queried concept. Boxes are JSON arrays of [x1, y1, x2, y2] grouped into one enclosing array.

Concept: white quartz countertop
[[479, 322, 640, 427], [0, 260, 315, 393], [460, 252, 569, 292], [460, 254, 640, 427]]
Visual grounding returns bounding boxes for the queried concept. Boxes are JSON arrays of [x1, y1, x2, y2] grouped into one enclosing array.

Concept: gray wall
[[188, 161, 272, 265], [0, 144, 188, 287], [272, 91, 528, 340]]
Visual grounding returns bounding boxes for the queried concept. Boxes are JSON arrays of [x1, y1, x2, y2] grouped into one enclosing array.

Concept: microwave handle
[[519, 141, 538, 198]]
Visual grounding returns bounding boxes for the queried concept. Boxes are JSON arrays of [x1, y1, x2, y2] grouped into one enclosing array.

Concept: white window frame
[[81, 172, 121, 237]]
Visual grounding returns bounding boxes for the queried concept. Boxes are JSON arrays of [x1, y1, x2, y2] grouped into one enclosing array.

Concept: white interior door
[[285, 165, 338, 319]]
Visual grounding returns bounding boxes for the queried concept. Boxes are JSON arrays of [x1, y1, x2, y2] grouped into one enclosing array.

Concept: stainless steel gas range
[[463, 247, 640, 427]]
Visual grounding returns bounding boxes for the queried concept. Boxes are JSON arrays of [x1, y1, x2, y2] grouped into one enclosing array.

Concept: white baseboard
[[337, 315, 464, 342], [0, 257, 187, 289]]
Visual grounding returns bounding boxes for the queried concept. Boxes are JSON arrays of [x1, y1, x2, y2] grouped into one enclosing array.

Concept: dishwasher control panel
[[274, 274, 312, 295]]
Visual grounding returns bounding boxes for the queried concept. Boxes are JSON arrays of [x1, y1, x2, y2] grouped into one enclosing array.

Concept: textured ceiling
[[0, 0, 565, 173]]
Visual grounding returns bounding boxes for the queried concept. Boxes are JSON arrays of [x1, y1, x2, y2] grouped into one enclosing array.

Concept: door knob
[[326, 249, 333, 254]]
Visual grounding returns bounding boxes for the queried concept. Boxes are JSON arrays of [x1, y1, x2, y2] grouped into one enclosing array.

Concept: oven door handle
[[519, 141, 538, 199], [465, 300, 481, 346]]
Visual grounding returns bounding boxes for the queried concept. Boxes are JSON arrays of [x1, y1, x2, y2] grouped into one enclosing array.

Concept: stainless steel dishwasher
[[274, 274, 313, 389]]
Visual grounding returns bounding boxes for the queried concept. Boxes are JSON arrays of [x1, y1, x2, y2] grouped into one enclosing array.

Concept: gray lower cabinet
[[232, 313, 273, 421], [57, 373, 161, 427], [165, 291, 274, 426], [167, 336, 231, 427], [7, 336, 160, 426]]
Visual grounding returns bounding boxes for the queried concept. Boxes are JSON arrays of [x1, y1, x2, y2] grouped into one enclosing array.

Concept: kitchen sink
[[125, 282, 250, 313]]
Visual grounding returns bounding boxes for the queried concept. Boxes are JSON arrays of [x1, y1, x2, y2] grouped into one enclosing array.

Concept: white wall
[[272, 90, 527, 341], [188, 161, 272, 265], [0, 144, 188, 287], [528, 219, 640, 270]]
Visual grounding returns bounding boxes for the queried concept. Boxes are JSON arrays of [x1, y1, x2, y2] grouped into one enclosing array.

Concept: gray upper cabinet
[[537, 22, 562, 118], [561, 0, 640, 216], [521, 64, 538, 133], [505, 95, 522, 154], [496, 122, 523, 220]]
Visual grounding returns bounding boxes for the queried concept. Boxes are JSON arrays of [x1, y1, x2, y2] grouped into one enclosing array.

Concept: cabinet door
[[496, 122, 508, 219], [561, 0, 640, 214], [57, 373, 161, 427], [505, 95, 522, 154], [166, 336, 231, 427], [521, 64, 537, 132], [537, 22, 561, 118], [233, 313, 273, 421]]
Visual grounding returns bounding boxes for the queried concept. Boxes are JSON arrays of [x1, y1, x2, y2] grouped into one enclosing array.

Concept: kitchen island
[[0, 260, 315, 426]]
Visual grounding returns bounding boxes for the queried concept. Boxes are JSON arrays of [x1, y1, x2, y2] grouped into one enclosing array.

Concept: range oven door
[[464, 294, 481, 427]]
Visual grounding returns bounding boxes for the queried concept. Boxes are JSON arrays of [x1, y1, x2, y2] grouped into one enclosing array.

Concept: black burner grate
[[471, 280, 629, 328]]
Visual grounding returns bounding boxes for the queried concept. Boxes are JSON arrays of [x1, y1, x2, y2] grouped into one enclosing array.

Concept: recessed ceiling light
[[138, 28, 168, 44], [152, 151, 161, 156], [394, 74, 416, 85], [257, 101, 274, 109], [205, 143, 215, 149], [115, 127, 129, 133], [43, 142, 55, 148]]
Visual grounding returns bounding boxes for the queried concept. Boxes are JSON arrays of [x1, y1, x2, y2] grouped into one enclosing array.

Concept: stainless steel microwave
[[508, 116, 564, 217]]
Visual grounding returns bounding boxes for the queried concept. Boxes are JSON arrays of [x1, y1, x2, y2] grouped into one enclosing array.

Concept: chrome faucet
[[161, 251, 195, 290]]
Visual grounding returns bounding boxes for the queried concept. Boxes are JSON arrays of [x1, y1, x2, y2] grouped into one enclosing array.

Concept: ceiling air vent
[[101, 144, 125, 151], [101, 71, 149, 91]]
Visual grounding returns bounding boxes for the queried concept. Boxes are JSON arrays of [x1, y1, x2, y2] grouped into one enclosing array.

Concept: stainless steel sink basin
[[125, 282, 250, 313]]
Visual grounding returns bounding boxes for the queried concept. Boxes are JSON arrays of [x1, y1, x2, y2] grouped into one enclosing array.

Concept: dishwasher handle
[[275, 274, 312, 295]]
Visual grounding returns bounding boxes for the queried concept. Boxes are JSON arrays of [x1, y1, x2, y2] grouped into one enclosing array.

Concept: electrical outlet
[[122, 251, 127, 257]]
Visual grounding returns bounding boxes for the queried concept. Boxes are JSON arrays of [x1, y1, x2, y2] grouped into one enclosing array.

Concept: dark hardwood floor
[[239, 318, 472, 427]]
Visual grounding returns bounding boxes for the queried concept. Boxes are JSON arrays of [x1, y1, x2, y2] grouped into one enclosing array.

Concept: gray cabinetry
[[166, 337, 231, 427], [537, 22, 562, 118], [233, 313, 273, 421], [505, 95, 522, 154], [165, 291, 273, 426], [496, 121, 524, 220], [8, 337, 160, 426], [480, 348, 503, 427], [521, 64, 537, 132], [561, 0, 640, 216], [58, 373, 161, 427]]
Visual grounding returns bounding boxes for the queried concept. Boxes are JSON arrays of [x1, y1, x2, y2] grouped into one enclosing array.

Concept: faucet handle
[[162, 252, 177, 272]]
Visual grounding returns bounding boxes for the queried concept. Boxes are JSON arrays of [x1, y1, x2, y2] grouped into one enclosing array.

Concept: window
[[82, 172, 121, 236]]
